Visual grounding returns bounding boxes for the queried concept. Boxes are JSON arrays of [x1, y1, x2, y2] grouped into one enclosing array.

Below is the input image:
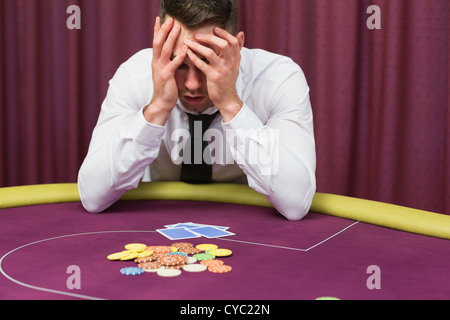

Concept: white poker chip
[[183, 264, 207, 273], [143, 266, 165, 273], [157, 268, 182, 278], [186, 257, 197, 264]]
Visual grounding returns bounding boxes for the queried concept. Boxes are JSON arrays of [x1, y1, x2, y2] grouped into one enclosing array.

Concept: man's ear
[[236, 31, 245, 50]]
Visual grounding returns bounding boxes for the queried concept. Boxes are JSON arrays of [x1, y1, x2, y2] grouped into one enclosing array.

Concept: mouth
[[183, 95, 206, 106]]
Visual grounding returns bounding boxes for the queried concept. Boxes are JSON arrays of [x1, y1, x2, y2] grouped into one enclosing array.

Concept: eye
[[177, 63, 188, 71], [201, 57, 210, 65]]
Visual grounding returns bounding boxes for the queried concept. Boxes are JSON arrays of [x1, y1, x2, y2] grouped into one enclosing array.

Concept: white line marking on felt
[[0, 230, 157, 300], [303, 221, 360, 251], [217, 221, 360, 252], [0, 222, 360, 300]]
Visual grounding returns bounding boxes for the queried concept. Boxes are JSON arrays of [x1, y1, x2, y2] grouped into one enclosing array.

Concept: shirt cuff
[[221, 104, 264, 131], [126, 106, 166, 148]]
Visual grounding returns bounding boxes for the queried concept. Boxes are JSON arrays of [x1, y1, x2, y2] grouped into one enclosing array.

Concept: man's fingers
[[153, 17, 174, 58], [168, 45, 188, 73], [213, 27, 239, 48], [186, 48, 209, 74], [161, 23, 181, 62], [194, 33, 229, 55], [184, 38, 217, 65]]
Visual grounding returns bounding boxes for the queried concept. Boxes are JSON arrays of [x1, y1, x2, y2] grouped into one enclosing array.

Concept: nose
[[184, 67, 203, 92]]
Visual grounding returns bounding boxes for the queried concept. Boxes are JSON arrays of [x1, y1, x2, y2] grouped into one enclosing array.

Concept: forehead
[[172, 19, 217, 56]]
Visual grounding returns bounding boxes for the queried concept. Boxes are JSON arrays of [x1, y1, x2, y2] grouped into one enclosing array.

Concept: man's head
[[159, 0, 239, 36], [157, 0, 244, 113]]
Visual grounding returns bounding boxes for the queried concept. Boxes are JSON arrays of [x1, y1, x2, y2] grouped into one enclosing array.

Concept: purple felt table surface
[[1, 200, 450, 300]]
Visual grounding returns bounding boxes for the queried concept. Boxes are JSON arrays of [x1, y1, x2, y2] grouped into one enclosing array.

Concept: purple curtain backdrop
[[1, 0, 449, 214]]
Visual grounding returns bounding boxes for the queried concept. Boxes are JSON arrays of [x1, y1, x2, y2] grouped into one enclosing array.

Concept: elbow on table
[[271, 182, 316, 222], [278, 201, 311, 222], [77, 178, 110, 214]]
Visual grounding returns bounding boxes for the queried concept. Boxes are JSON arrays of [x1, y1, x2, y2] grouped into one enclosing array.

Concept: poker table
[[1, 182, 450, 301]]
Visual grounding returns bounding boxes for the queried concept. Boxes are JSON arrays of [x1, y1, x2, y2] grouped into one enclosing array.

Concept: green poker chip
[[193, 253, 215, 261]]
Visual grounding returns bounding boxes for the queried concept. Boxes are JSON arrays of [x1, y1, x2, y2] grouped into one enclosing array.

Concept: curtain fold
[[1, 0, 448, 214]]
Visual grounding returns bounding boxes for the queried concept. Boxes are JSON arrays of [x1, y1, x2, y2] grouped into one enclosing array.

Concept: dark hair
[[159, 0, 239, 35]]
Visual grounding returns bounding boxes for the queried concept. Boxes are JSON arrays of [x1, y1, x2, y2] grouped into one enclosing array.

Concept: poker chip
[[209, 249, 232, 257], [201, 259, 224, 267], [135, 256, 158, 264], [186, 257, 197, 264], [208, 265, 232, 274], [138, 262, 162, 271], [165, 264, 185, 270], [124, 243, 147, 252], [120, 251, 139, 261], [172, 242, 194, 249], [196, 244, 218, 252], [120, 267, 144, 276], [159, 254, 187, 266], [136, 250, 153, 258], [193, 253, 215, 261], [144, 267, 165, 273], [179, 247, 202, 255], [183, 264, 207, 273], [107, 252, 127, 261], [167, 252, 188, 257], [147, 246, 174, 254], [157, 268, 182, 278]]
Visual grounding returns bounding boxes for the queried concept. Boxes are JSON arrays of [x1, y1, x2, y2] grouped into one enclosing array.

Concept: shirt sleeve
[[222, 65, 316, 221], [78, 54, 164, 213]]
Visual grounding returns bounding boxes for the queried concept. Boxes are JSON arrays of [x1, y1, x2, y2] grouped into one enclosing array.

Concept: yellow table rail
[[1, 182, 449, 240]]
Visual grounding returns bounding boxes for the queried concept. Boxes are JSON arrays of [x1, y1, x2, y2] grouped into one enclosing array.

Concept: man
[[78, 0, 316, 221]]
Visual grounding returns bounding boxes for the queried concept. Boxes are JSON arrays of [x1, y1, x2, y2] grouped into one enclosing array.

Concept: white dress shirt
[[78, 47, 316, 220]]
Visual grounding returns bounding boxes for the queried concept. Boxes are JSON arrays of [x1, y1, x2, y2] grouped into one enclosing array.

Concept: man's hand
[[144, 17, 188, 126], [184, 27, 244, 123]]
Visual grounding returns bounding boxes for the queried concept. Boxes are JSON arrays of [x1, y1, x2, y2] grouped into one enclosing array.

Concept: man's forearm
[[78, 109, 165, 213]]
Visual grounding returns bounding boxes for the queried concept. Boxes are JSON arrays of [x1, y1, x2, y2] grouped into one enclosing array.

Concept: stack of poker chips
[[107, 242, 232, 277]]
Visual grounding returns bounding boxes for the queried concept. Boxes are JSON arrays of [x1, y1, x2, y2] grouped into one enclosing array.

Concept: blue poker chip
[[120, 267, 144, 276], [167, 252, 188, 257]]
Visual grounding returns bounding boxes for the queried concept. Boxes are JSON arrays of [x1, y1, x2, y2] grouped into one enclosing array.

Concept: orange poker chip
[[138, 261, 162, 270], [135, 256, 158, 264], [172, 242, 194, 249], [201, 259, 224, 267], [208, 265, 232, 274], [147, 246, 173, 254], [158, 255, 187, 266], [178, 247, 202, 255], [165, 264, 185, 270]]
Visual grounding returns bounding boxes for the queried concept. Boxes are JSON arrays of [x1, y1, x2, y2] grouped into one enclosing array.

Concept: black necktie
[[180, 111, 220, 184]]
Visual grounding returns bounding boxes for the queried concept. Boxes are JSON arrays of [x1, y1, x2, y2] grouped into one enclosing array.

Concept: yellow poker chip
[[209, 249, 232, 257], [120, 251, 139, 261], [124, 243, 147, 252], [137, 250, 153, 258], [107, 252, 127, 261], [196, 244, 218, 252]]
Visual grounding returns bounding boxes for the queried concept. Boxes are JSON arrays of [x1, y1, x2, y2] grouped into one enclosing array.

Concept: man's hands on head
[[144, 17, 187, 126], [144, 16, 244, 126], [185, 27, 244, 123]]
